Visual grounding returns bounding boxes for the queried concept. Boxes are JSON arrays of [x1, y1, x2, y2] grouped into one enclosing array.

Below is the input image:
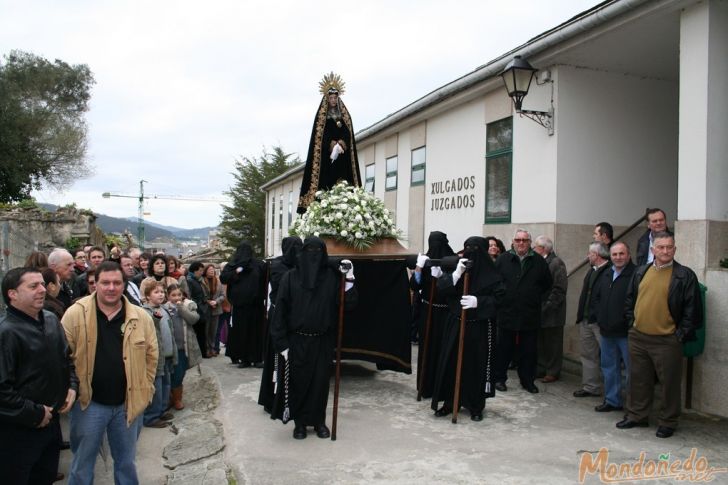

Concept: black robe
[[258, 238, 302, 412], [270, 263, 357, 426], [220, 246, 266, 365], [297, 96, 361, 214], [430, 237, 504, 415], [410, 231, 455, 399]]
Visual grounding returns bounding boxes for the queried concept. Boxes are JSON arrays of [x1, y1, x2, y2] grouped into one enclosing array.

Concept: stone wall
[[0, 206, 102, 271]]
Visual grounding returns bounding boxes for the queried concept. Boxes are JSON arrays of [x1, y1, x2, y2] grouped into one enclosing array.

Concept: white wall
[[512, 78, 558, 223], [556, 65, 679, 226], [424, 97, 486, 247], [679, 0, 728, 221]]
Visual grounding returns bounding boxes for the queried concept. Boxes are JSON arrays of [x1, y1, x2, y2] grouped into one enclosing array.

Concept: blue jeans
[[600, 336, 629, 407], [143, 358, 173, 425], [171, 349, 189, 388], [69, 401, 142, 485]]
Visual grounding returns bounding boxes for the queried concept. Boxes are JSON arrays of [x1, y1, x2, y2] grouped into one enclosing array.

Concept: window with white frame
[[365, 164, 375, 193], [411, 146, 425, 186], [385, 156, 398, 191]]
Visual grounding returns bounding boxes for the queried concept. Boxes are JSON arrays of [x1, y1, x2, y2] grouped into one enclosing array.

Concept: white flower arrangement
[[290, 181, 401, 250]]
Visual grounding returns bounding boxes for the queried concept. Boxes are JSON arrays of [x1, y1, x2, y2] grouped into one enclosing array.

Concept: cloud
[[2, 0, 597, 228]]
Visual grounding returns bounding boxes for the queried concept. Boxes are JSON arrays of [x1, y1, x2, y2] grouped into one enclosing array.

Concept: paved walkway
[[56, 348, 728, 484], [213, 350, 728, 485]]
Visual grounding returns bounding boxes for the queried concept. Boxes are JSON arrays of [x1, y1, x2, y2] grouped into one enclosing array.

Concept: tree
[[0, 50, 95, 202], [219, 146, 301, 256]]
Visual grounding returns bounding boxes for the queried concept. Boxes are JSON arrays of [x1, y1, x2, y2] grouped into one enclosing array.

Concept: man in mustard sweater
[[616, 232, 701, 438]]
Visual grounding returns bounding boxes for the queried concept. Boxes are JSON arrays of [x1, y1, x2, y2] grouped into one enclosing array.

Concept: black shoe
[[616, 417, 648, 429], [238, 362, 251, 368], [434, 405, 452, 417], [145, 419, 169, 428], [60, 440, 70, 450], [253, 361, 265, 369], [656, 426, 674, 438], [595, 402, 623, 412], [471, 413, 483, 421], [293, 424, 307, 439], [160, 411, 174, 421], [495, 382, 507, 392], [573, 389, 600, 398], [314, 424, 330, 439], [524, 384, 539, 394]]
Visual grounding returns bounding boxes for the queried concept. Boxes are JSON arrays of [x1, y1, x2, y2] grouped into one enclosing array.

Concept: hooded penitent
[[426, 231, 456, 259], [280, 236, 303, 268], [230, 242, 253, 267], [298, 236, 329, 290]]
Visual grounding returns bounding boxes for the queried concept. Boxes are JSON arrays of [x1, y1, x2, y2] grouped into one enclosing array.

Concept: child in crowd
[[142, 282, 177, 428], [166, 284, 203, 409]]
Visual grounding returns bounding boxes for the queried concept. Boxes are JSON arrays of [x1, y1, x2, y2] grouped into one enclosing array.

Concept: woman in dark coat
[[220, 242, 266, 367], [431, 236, 504, 421]]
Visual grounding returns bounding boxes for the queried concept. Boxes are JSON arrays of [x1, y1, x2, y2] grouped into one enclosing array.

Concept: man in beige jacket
[[62, 261, 158, 485]]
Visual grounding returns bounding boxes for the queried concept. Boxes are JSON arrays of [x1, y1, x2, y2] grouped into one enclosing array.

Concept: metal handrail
[[566, 210, 649, 278]]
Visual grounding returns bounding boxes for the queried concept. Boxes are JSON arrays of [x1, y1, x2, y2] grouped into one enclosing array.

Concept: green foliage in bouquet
[[290, 181, 401, 250]]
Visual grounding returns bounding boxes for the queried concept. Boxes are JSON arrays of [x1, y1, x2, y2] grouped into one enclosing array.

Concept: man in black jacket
[[573, 242, 611, 398], [493, 229, 552, 394], [617, 232, 701, 438], [592, 242, 634, 412], [0, 267, 79, 484], [635, 208, 669, 266]]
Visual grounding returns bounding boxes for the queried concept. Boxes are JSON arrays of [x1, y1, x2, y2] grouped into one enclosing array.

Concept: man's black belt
[[295, 330, 327, 337], [423, 300, 448, 309]]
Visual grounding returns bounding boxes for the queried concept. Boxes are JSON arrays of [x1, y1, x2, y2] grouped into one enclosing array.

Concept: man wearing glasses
[[493, 229, 552, 394]]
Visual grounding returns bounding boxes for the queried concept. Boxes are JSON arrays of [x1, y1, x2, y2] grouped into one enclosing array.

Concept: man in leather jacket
[[0, 267, 78, 484], [616, 231, 701, 439]]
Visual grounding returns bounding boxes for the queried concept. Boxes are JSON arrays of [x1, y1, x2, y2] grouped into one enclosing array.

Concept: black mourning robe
[[410, 231, 455, 399], [297, 95, 361, 214], [258, 237, 302, 412], [220, 243, 266, 364], [431, 237, 504, 415], [270, 262, 357, 426]]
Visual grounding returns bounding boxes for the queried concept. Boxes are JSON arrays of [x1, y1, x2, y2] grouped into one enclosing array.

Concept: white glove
[[281, 349, 289, 361], [416, 253, 429, 269], [341, 259, 354, 280], [330, 143, 344, 161], [431, 266, 443, 278], [460, 295, 478, 309], [452, 258, 468, 285], [236, 266, 243, 273]]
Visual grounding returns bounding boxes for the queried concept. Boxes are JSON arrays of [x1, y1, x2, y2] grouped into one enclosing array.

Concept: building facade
[[262, 0, 728, 416]]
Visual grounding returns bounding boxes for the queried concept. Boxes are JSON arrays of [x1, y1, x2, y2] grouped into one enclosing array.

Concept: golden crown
[[318, 72, 346, 96]]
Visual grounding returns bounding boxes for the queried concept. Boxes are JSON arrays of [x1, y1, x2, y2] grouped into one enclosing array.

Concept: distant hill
[[128, 218, 217, 239], [38, 204, 213, 240]]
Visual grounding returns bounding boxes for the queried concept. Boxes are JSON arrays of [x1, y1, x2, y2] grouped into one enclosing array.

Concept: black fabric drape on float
[[341, 259, 412, 374]]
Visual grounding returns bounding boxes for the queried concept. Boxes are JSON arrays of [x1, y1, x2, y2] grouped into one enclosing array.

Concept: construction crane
[[102, 180, 226, 250]]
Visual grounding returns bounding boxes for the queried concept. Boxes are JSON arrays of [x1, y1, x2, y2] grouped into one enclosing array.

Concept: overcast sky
[[1, 0, 595, 229]]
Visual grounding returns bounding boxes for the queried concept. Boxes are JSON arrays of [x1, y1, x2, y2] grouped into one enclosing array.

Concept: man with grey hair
[[494, 229, 552, 393], [533, 236, 568, 383], [129, 248, 143, 275], [48, 248, 77, 310], [617, 232, 700, 438], [573, 242, 611, 398]]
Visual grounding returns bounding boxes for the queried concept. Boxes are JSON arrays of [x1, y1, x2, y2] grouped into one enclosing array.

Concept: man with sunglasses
[[493, 229, 552, 394]]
